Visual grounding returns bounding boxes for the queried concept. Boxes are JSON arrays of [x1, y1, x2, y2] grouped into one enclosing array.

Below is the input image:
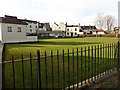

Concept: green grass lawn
[[4, 37, 118, 60], [4, 37, 118, 88]]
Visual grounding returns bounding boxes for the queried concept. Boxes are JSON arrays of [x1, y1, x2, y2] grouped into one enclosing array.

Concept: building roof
[[53, 22, 59, 26], [39, 23, 51, 31], [67, 25, 79, 27], [83, 30, 90, 33], [0, 15, 28, 25], [20, 19, 37, 24], [81, 25, 97, 30], [39, 23, 44, 28]]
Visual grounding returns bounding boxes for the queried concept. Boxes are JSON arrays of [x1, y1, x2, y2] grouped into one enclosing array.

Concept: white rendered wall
[[66, 27, 79, 37], [1, 23, 27, 43], [118, 1, 120, 27], [27, 22, 38, 33], [0, 24, 2, 41]]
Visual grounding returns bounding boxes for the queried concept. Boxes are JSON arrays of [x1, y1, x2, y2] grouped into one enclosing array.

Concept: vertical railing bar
[[45, 51, 48, 89], [116, 43, 118, 70], [111, 43, 113, 71], [111, 43, 114, 71], [12, 55, 16, 89], [51, 50, 54, 89], [72, 49, 74, 90], [108, 44, 110, 74], [111, 44, 112, 71], [117, 41, 120, 89], [105, 44, 107, 75], [30, 53, 33, 89], [103, 45, 105, 76], [91, 46, 94, 82], [63, 50, 65, 90], [68, 49, 70, 90], [109, 44, 111, 73], [94, 46, 97, 81], [37, 50, 41, 89], [112, 43, 113, 70], [84, 47, 87, 84], [77, 48, 79, 88], [87, 46, 91, 83], [99, 45, 101, 77], [112, 43, 114, 70], [22, 54, 25, 89], [57, 50, 60, 89], [2, 44, 5, 89], [110, 44, 112, 72], [113, 43, 115, 70], [97, 45, 99, 79], [80, 48, 83, 86], [114, 43, 116, 70], [100, 45, 102, 77]]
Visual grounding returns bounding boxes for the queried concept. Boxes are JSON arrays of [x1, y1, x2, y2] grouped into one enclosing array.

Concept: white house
[[52, 22, 66, 31], [0, 15, 37, 43], [20, 19, 38, 34], [59, 22, 66, 31], [66, 23, 83, 37], [52, 22, 59, 31]]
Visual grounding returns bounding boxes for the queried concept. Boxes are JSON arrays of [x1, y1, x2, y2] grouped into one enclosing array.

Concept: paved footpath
[[0, 43, 3, 90]]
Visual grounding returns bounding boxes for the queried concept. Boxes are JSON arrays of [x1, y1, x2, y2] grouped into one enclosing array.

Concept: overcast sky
[[0, 0, 119, 25]]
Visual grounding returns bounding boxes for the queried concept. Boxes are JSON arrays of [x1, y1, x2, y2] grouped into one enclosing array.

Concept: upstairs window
[[75, 28, 77, 31], [30, 25, 32, 28], [67, 29, 69, 31], [8, 27, 12, 32], [17, 27, 21, 32]]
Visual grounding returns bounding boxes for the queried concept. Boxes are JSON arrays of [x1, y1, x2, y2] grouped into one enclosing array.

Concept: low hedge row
[[79, 34, 116, 38]]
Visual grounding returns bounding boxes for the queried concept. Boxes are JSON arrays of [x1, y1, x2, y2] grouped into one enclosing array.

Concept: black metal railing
[[2, 42, 119, 89]]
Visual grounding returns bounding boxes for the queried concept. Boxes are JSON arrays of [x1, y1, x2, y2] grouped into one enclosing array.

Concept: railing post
[[1, 43, 4, 90], [37, 50, 41, 89], [118, 41, 120, 88]]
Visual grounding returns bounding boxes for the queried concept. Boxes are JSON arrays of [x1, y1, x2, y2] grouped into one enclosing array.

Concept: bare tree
[[95, 13, 104, 29], [104, 15, 116, 31], [95, 13, 116, 31]]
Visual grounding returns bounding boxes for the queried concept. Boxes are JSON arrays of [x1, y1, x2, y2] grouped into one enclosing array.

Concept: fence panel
[[2, 42, 118, 89]]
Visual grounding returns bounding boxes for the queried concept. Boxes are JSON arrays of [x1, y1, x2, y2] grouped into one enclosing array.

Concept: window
[[30, 29, 32, 32], [67, 33, 69, 35], [36, 26, 37, 28], [18, 27, 21, 32], [8, 27, 12, 32], [30, 25, 32, 28], [75, 33, 77, 35], [75, 28, 77, 31], [67, 29, 69, 31]]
